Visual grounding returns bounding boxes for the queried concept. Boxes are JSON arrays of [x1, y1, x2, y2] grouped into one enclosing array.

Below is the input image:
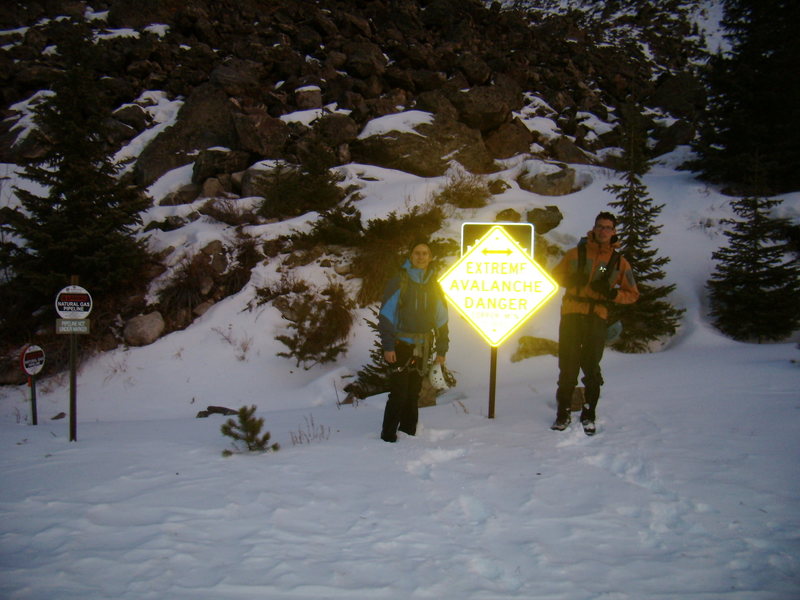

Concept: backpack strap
[[577, 238, 587, 274], [601, 249, 621, 284]]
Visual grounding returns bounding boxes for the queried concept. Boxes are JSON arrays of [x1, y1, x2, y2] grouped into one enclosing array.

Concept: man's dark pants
[[556, 313, 607, 421]]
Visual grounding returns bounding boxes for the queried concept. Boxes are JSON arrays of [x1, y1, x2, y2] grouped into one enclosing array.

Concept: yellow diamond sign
[[439, 225, 558, 347]]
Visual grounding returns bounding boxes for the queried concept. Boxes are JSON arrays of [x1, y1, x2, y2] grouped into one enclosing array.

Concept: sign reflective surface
[[439, 225, 558, 346]]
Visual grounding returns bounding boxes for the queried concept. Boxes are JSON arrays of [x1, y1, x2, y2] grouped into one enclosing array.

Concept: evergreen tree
[[605, 105, 685, 353], [345, 308, 393, 400], [688, 0, 800, 194], [707, 193, 800, 342], [1, 19, 150, 323]]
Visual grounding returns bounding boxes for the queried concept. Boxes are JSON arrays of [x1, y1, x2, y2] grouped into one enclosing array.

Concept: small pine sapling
[[344, 307, 392, 400], [221, 405, 280, 457]]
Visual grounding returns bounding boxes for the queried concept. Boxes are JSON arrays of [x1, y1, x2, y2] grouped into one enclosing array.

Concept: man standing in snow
[[550, 212, 638, 435], [377, 241, 449, 443]]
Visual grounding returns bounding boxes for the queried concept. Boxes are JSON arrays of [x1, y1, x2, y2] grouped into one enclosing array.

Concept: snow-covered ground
[[1, 141, 799, 599]]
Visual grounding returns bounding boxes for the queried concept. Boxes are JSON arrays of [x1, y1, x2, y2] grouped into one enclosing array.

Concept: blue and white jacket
[[377, 259, 449, 356]]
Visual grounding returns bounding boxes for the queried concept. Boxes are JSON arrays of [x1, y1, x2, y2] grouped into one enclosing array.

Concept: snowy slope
[[1, 143, 799, 599]]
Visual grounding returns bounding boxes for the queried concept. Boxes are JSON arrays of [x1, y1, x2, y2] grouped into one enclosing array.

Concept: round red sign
[[55, 285, 92, 319], [20, 344, 45, 376]]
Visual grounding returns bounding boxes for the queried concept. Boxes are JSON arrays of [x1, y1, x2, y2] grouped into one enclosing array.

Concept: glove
[[590, 279, 618, 300]]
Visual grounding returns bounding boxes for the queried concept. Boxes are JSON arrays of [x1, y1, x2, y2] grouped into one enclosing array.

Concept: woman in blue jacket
[[377, 241, 449, 442]]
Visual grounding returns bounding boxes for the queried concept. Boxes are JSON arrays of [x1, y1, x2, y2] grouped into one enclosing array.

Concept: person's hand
[[384, 350, 397, 364], [590, 279, 618, 300]]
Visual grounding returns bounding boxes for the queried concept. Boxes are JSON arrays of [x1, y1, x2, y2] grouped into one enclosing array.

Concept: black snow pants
[[556, 313, 607, 421], [381, 341, 424, 441]]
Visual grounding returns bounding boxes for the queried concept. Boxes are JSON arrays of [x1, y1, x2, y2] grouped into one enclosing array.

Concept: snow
[[2, 135, 798, 598], [357, 110, 434, 139], [114, 91, 184, 172], [2, 1, 797, 591], [279, 104, 351, 127]]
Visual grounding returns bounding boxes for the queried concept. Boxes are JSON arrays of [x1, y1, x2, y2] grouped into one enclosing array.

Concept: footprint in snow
[[405, 448, 466, 479]]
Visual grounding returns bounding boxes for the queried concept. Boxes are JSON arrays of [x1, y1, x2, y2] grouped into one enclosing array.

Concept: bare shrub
[[290, 413, 331, 445], [213, 324, 253, 361], [221, 235, 261, 294], [433, 172, 491, 208], [249, 272, 311, 310], [199, 198, 257, 226], [157, 255, 216, 324], [261, 234, 292, 258]]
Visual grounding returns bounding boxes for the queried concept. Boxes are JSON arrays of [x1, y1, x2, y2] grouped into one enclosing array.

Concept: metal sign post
[[20, 344, 45, 425], [55, 277, 92, 441]]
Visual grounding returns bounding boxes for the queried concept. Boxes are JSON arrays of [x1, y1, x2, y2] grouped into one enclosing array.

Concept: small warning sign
[[55, 285, 92, 320]]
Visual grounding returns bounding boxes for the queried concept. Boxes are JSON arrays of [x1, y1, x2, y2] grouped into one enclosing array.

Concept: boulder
[[232, 108, 291, 157], [199, 177, 226, 199], [295, 85, 323, 109], [485, 118, 534, 159], [495, 208, 521, 223], [209, 59, 263, 97], [415, 90, 459, 120], [112, 103, 150, 131], [107, 0, 187, 28], [200, 240, 228, 274], [134, 83, 238, 187], [449, 86, 514, 133], [193, 300, 216, 317], [411, 69, 447, 92], [344, 41, 387, 78], [518, 166, 577, 197], [549, 136, 593, 165], [192, 148, 252, 185], [160, 184, 201, 206], [457, 53, 492, 86], [124, 312, 166, 346], [240, 161, 299, 198], [350, 114, 496, 177], [526, 205, 563, 234], [510, 336, 559, 362], [103, 117, 138, 146], [652, 119, 695, 157], [313, 113, 359, 146]]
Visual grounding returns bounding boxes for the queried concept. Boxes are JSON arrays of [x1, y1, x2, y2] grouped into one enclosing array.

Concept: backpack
[[396, 269, 441, 333]]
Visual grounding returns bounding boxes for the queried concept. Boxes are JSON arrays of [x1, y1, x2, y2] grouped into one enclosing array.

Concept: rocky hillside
[[0, 0, 716, 380], [2, 0, 709, 179]]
